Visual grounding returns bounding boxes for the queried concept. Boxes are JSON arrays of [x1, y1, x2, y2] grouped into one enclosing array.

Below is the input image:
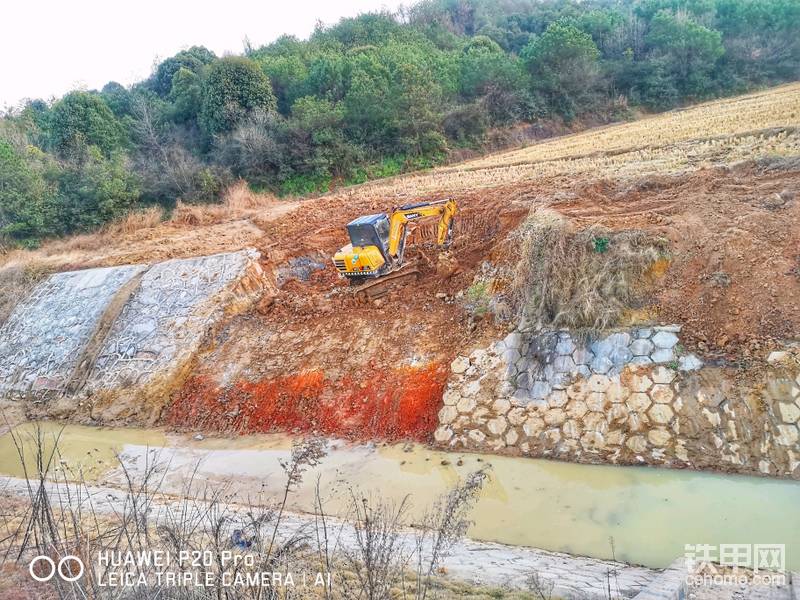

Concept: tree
[[573, 9, 627, 57], [0, 140, 58, 245], [100, 82, 134, 118], [47, 91, 127, 157], [522, 21, 603, 119], [305, 50, 349, 101], [714, 0, 799, 83], [342, 42, 447, 156], [443, 102, 489, 144], [216, 109, 288, 187], [459, 35, 532, 123], [151, 46, 216, 97], [257, 53, 309, 114], [342, 48, 396, 147], [646, 10, 724, 97], [169, 67, 203, 124], [54, 147, 140, 232], [313, 12, 407, 47], [199, 57, 277, 136], [460, 35, 510, 97], [130, 94, 226, 203], [288, 96, 360, 178], [391, 59, 447, 156]]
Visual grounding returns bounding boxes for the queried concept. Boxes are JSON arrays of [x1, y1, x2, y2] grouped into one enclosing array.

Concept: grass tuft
[[510, 208, 667, 334]]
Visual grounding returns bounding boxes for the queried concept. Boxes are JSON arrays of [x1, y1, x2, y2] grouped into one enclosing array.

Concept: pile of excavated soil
[[161, 191, 530, 439], [546, 162, 800, 360]]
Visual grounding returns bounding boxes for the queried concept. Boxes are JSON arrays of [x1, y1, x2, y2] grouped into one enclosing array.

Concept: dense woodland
[[1, 0, 799, 247]]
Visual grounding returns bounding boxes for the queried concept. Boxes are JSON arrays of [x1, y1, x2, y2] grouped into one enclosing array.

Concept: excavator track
[[349, 264, 421, 302]]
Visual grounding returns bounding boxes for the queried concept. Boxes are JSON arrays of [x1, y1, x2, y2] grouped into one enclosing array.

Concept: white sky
[[0, 0, 408, 110]]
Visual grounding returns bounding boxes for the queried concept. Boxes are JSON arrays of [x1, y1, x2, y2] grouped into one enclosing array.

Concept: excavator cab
[[346, 214, 391, 260], [333, 198, 456, 280], [333, 214, 392, 277]]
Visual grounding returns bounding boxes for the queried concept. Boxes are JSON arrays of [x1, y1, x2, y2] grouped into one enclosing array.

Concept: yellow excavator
[[332, 199, 457, 297]]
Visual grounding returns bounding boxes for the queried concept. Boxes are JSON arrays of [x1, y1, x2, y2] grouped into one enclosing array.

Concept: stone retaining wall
[[434, 326, 800, 478], [0, 250, 264, 422]]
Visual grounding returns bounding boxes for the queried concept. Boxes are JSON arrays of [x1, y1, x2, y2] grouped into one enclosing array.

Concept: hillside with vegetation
[[1, 0, 799, 247]]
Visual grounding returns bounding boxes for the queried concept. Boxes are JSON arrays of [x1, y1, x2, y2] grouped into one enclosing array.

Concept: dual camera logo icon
[[29, 555, 84, 582]]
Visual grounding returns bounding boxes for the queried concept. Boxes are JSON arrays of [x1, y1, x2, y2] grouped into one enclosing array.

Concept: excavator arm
[[386, 199, 457, 259]]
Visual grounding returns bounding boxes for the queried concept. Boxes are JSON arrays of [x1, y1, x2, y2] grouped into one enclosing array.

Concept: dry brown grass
[[102, 205, 163, 235], [0, 181, 293, 272], [170, 181, 280, 226], [510, 208, 667, 333], [0, 207, 165, 272], [223, 180, 280, 210]]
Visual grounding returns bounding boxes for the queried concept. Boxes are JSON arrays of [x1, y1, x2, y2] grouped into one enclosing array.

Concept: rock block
[[652, 331, 679, 349], [626, 435, 647, 453], [648, 428, 672, 447], [650, 384, 675, 404], [591, 356, 613, 374], [647, 404, 674, 425], [651, 349, 675, 363], [572, 348, 593, 365], [451, 356, 470, 374], [630, 338, 655, 356], [523, 416, 545, 437], [567, 400, 589, 419], [627, 392, 652, 412], [778, 403, 800, 424]]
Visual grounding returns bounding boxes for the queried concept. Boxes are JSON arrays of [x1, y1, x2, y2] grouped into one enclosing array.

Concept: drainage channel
[[1, 422, 798, 570]]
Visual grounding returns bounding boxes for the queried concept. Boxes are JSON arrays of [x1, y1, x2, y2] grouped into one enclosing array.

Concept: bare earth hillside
[[2, 83, 799, 448]]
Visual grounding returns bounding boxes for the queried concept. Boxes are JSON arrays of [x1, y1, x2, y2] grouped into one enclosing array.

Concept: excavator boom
[[386, 199, 457, 259]]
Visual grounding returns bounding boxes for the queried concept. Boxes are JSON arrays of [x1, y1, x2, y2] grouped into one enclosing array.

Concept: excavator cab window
[[346, 214, 390, 257]]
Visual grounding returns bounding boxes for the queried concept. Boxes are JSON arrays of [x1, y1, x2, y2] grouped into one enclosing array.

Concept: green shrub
[[0, 140, 58, 246], [280, 173, 331, 196]]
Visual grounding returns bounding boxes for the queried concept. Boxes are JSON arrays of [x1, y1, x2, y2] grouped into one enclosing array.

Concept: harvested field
[[451, 84, 800, 171], [341, 83, 800, 200]]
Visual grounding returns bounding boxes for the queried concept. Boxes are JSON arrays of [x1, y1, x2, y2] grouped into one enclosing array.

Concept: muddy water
[[1, 423, 799, 570], [0, 423, 167, 480]]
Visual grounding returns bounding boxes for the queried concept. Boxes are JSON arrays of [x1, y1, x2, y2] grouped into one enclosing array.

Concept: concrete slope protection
[[0, 264, 147, 395], [0, 249, 264, 422]]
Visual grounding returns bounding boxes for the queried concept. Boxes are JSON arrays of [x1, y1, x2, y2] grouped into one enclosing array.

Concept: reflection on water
[[1, 422, 798, 569]]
